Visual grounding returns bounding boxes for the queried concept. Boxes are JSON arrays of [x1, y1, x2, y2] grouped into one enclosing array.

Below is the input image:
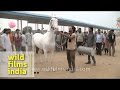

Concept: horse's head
[[49, 17, 58, 31]]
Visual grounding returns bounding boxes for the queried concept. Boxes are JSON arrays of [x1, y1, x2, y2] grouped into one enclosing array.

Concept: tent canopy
[[0, 11, 119, 30]]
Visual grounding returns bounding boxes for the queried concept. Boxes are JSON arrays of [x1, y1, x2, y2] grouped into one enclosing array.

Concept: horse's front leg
[[50, 50, 56, 71], [51, 51, 54, 66], [43, 50, 48, 67]]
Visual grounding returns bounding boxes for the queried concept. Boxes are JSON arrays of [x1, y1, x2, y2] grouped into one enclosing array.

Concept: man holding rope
[[59, 26, 76, 73]]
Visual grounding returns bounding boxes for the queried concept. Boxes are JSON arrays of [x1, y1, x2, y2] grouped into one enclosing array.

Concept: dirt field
[[33, 36, 120, 79]]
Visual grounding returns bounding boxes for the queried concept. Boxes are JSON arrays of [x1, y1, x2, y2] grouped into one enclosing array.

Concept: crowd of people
[[54, 27, 116, 57], [0, 28, 33, 52], [0, 26, 117, 73]]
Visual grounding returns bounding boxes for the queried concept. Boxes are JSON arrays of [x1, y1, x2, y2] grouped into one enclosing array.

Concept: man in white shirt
[[1, 28, 12, 51], [0, 32, 4, 51], [96, 29, 104, 55]]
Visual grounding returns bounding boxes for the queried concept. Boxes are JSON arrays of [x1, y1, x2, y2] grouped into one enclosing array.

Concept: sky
[[0, 11, 120, 32], [24, 11, 120, 28]]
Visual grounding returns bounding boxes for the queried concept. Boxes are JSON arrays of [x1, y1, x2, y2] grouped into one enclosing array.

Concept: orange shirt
[[9, 33, 14, 43]]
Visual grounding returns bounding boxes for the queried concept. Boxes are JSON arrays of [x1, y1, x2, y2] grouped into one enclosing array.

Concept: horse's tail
[[32, 35, 35, 52]]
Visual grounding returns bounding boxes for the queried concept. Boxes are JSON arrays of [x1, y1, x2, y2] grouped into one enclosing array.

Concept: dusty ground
[[33, 36, 120, 79]]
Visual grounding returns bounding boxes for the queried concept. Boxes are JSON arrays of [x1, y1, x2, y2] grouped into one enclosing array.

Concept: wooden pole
[[20, 20, 22, 32], [41, 24, 43, 30], [17, 20, 19, 29]]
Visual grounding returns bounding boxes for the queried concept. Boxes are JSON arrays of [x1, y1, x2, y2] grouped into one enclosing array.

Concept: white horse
[[32, 17, 58, 67]]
